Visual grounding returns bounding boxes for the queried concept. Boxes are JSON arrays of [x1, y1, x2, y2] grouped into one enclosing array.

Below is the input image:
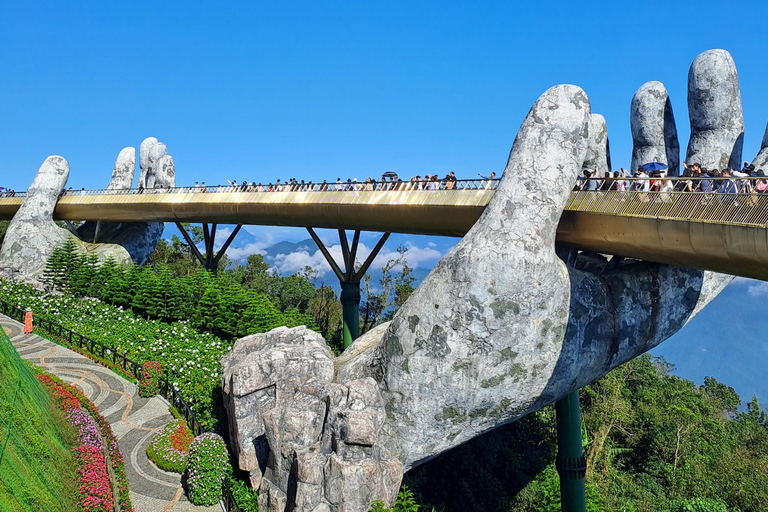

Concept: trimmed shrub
[[186, 433, 230, 506], [146, 419, 194, 473], [138, 360, 163, 397]]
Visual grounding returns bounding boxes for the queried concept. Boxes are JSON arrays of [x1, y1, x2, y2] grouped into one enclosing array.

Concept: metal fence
[[567, 186, 768, 226], [0, 299, 241, 511], [2, 178, 500, 199]]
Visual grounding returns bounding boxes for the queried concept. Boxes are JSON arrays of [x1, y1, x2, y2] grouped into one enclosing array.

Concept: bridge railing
[[569, 177, 768, 225], [1, 178, 501, 198]]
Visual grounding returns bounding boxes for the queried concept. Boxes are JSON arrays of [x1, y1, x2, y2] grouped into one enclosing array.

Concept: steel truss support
[[175, 222, 242, 273], [555, 390, 588, 512], [307, 227, 390, 349]]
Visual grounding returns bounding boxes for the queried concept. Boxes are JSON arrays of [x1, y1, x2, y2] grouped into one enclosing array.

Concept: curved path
[[0, 314, 220, 512]]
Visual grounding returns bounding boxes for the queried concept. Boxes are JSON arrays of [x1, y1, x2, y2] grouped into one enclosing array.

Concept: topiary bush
[[146, 419, 194, 473], [186, 433, 230, 506], [138, 361, 162, 397]]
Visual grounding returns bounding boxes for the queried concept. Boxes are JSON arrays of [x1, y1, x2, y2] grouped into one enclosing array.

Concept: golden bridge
[[2, 179, 768, 281]]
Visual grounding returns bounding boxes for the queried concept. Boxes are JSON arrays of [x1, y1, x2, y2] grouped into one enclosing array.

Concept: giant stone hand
[[222, 49, 745, 512], [0, 137, 174, 282]]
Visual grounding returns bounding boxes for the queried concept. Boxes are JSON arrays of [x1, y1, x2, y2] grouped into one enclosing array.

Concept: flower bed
[[1, 278, 227, 429], [187, 433, 230, 506], [138, 361, 163, 397], [36, 372, 134, 512], [146, 419, 194, 473]]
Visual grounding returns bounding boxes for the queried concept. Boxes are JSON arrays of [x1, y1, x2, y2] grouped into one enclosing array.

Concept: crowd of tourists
[[575, 162, 768, 195], [189, 171, 497, 193]]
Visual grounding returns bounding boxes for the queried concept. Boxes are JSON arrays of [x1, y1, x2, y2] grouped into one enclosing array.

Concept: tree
[[360, 245, 416, 334]]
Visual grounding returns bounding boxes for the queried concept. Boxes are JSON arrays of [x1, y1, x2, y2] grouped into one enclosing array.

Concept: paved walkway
[[1, 314, 221, 512]]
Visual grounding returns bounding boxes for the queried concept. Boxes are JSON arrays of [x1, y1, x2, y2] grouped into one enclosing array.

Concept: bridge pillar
[[307, 227, 390, 349], [175, 222, 242, 273], [555, 390, 587, 512], [340, 280, 360, 348]]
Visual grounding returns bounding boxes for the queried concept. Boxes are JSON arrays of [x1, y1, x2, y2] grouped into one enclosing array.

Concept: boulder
[[630, 81, 680, 175], [221, 326, 402, 512]]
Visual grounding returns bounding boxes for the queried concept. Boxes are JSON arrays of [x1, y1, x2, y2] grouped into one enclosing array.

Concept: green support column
[[555, 390, 587, 512], [340, 281, 361, 349]]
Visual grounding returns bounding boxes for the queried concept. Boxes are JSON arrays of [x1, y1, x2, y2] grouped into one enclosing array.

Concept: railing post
[[555, 390, 587, 512]]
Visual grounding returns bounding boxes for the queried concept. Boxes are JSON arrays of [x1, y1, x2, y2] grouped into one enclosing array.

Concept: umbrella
[[641, 162, 668, 172]]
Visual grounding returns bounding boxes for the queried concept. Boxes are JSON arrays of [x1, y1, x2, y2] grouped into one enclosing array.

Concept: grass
[[0, 328, 80, 512]]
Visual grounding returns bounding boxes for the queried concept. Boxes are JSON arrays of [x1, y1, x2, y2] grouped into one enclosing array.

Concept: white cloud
[[747, 282, 768, 297], [271, 241, 443, 277], [224, 231, 275, 261], [731, 277, 768, 297]]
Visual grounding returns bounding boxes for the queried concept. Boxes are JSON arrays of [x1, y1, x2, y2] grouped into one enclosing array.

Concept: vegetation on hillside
[[407, 355, 768, 512], [0, 329, 79, 512], [3, 230, 767, 511]]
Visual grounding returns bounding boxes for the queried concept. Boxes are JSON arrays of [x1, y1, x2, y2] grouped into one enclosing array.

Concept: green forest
[[407, 354, 767, 512], [3, 229, 767, 511]]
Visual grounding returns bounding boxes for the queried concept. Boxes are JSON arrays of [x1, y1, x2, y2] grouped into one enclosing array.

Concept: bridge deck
[[2, 184, 768, 280]]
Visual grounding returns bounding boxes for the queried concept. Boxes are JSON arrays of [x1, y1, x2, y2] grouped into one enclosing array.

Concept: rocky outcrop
[[221, 326, 401, 512], [583, 113, 611, 174], [686, 49, 744, 170], [630, 81, 680, 175]]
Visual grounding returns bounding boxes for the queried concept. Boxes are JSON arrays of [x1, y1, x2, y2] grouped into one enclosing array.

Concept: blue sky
[[3, 1, 768, 400], [4, 1, 768, 193]]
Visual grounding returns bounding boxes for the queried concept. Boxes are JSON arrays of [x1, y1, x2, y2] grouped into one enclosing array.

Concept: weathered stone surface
[[630, 81, 680, 175], [686, 49, 743, 170], [108, 147, 136, 190], [0, 157, 73, 281], [225, 53, 741, 508], [750, 122, 768, 171], [221, 327, 401, 512], [77, 140, 173, 264], [138, 137, 168, 189], [0, 157, 133, 283], [583, 113, 611, 174]]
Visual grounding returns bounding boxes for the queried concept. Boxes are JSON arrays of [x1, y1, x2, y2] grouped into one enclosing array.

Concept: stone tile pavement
[[1, 314, 221, 512]]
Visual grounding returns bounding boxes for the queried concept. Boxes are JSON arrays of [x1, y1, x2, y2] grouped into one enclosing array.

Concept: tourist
[[631, 167, 649, 192], [610, 171, 625, 191], [717, 169, 738, 194], [755, 171, 768, 193]]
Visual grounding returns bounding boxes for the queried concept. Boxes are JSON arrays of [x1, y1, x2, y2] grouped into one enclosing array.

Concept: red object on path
[[23, 310, 33, 334]]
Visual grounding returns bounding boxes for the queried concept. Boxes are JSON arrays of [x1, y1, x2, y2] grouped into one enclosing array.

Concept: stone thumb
[[0, 156, 72, 280]]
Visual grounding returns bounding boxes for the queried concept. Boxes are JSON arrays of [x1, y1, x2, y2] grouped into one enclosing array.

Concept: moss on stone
[[481, 374, 505, 388], [489, 299, 520, 319]]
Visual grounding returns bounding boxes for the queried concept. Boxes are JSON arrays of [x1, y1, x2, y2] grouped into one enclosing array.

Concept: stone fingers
[[584, 113, 612, 175], [686, 49, 744, 170], [107, 147, 137, 190], [630, 81, 680, 176]]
